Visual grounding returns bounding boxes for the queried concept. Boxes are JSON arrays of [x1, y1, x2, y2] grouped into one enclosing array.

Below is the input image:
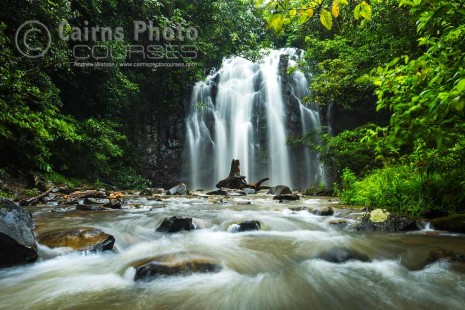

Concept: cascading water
[[186, 49, 323, 190]]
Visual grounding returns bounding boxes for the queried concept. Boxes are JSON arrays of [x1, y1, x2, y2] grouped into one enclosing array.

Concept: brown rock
[[38, 228, 115, 252]]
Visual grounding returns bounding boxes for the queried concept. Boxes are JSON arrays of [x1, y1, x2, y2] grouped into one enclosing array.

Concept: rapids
[[1, 195, 465, 309]]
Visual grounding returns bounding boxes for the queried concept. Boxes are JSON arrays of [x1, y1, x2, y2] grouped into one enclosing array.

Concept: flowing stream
[[1, 195, 465, 309], [185, 49, 323, 190]]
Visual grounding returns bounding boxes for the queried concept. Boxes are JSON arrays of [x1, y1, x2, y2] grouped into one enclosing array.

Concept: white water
[[185, 49, 323, 190]]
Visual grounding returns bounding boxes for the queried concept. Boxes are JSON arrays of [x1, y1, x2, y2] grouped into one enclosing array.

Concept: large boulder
[[268, 185, 292, 196], [0, 199, 38, 267], [431, 215, 465, 234], [230, 220, 261, 233], [354, 209, 418, 232], [166, 183, 188, 195], [315, 247, 370, 263], [133, 256, 221, 281], [37, 228, 115, 252], [156, 217, 196, 233]]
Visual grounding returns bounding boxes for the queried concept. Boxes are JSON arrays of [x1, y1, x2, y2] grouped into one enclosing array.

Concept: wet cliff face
[[130, 96, 188, 189]]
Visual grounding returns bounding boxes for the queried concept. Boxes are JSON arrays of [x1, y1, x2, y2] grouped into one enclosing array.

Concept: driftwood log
[[20, 187, 55, 206], [215, 159, 269, 190]]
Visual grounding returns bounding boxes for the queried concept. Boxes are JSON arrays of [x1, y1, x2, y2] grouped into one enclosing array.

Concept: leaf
[[320, 9, 333, 30], [306, 8, 314, 17], [298, 10, 309, 24], [290, 8, 297, 18], [452, 96, 465, 112], [354, 4, 361, 20], [339, 0, 348, 4], [268, 14, 285, 33], [360, 1, 372, 20], [456, 79, 465, 93], [332, 0, 340, 18]]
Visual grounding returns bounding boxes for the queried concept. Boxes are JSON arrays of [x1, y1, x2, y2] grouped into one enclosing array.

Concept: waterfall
[[185, 49, 323, 190]]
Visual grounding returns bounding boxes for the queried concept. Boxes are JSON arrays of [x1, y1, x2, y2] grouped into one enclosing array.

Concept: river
[[1, 194, 465, 309]]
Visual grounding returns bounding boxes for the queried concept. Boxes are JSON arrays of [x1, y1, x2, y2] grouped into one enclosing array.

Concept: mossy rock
[[432, 215, 465, 234]]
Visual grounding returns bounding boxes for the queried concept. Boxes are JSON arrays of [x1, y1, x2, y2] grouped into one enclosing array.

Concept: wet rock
[[421, 210, 449, 220], [231, 220, 261, 233], [84, 198, 110, 205], [401, 247, 465, 270], [355, 209, 418, 232], [427, 248, 465, 265], [104, 199, 122, 209], [156, 216, 195, 233], [431, 215, 465, 234], [38, 228, 115, 252], [207, 189, 228, 196], [273, 194, 300, 201], [166, 183, 188, 195], [139, 188, 153, 196], [312, 207, 334, 216], [315, 247, 370, 263], [0, 199, 38, 267], [75, 205, 106, 211], [289, 207, 310, 212], [134, 258, 221, 281], [328, 220, 347, 225], [66, 190, 106, 203], [244, 188, 256, 195], [268, 185, 292, 196]]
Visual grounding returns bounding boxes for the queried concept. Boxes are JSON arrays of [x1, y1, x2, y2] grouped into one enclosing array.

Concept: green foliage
[[339, 166, 430, 216], [0, 0, 266, 188], [256, 0, 369, 33]]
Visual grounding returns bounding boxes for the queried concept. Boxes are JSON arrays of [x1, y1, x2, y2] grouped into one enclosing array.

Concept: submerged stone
[[38, 228, 115, 252], [315, 247, 370, 263], [0, 199, 38, 267]]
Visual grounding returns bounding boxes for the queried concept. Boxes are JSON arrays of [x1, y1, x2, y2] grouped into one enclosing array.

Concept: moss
[[370, 209, 390, 223]]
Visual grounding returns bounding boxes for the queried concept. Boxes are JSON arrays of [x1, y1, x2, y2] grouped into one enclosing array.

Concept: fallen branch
[[21, 187, 54, 206]]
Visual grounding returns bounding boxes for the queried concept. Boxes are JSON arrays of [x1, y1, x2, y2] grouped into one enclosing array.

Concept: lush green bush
[[338, 166, 431, 216]]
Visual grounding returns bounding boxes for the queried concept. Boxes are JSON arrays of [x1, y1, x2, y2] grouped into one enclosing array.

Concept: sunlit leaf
[[320, 9, 333, 30], [360, 1, 372, 20], [332, 0, 340, 18]]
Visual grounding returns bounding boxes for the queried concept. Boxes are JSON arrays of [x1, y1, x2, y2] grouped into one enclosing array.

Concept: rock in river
[[166, 183, 188, 195], [431, 215, 465, 234], [311, 207, 334, 216], [268, 185, 292, 196], [315, 247, 370, 263], [354, 209, 418, 232], [134, 257, 221, 281], [37, 228, 115, 252], [230, 220, 261, 233], [156, 216, 196, 233], [0, 199, 38, 267], [273, 194, 300, 201]]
